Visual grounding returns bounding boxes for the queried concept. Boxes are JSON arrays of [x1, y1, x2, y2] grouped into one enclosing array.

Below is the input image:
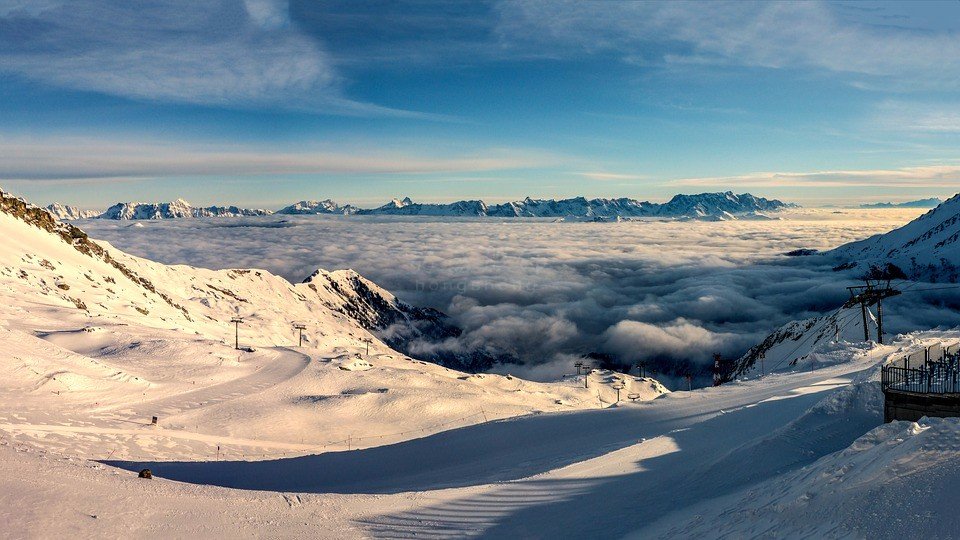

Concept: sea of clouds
[[82, 209, 960, 383]]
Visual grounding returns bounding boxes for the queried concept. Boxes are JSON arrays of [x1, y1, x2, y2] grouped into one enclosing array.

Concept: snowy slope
[[831, 193, 960, 279], [98, 199, 272, 219], [8, 331, 953, 538], [733, 306, 878, 377], [642, 405, 960, 538]]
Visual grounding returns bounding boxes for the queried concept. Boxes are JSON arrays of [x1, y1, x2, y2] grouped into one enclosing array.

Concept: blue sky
[[2, 0, 960, 208]]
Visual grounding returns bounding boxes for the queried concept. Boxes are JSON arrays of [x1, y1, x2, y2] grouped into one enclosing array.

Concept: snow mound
[[339, 358, 373, 371]]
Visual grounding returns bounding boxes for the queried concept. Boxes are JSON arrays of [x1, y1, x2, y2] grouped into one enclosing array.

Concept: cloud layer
[[672, 165, 960, 189], [79, 209, 960, 385], [0, 137, 548, 182]]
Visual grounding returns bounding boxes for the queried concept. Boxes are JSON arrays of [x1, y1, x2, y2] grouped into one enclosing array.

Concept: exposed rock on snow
[[301, 268, 497, 371], [338, 358, 373, 371]]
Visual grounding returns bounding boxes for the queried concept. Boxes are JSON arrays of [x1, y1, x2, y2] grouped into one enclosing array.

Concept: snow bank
[[646, 415, 960, 539]]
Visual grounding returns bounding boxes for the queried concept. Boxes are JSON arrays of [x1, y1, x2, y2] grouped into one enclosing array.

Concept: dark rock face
[[138, 469, 152, 479], [303, 269, 503, 371]]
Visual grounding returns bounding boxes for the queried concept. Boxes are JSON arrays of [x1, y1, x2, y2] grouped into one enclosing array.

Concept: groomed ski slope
[[6, 332, 955, 539]]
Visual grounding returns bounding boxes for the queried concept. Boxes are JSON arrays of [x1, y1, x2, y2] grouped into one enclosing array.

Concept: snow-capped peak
[[98, 200, 271, 220], [45, 203, 99, 220], [387, 197, 414, 208], [276, 200, 358, 215]]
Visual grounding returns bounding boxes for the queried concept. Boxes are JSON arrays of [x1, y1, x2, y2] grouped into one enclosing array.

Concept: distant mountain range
[[281, 192, 795, 220], [48, 192, 796, 221], [859, 198, 943, 209], [46, 199, 271, 220]]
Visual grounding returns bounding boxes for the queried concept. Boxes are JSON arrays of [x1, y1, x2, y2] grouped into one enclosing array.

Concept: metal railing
[[882, 342, 960, 395]]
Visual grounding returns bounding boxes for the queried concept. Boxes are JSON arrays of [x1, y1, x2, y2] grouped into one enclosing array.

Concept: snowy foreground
[[5, 330, 960, 538], [3, 192, 960, 538]]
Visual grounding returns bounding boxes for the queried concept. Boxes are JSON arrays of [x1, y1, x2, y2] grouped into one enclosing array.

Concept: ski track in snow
[[110, 346, 310, 420], [0, 346, 315, 453]]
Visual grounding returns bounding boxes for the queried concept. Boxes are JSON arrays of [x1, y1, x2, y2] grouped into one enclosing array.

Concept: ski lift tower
[[230, 316, 243, 350], [612, 381, 625, 403], [844, 277, 901, 344], [293, 322, 307, 347]]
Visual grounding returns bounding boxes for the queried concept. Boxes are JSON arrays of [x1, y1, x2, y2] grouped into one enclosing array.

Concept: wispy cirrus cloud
[[575, 172, 647, 181], [493, 1, 960, 89], [672, 164, 960, 189], [0, 136, 552, 182], [0, 0, 432, 117], [873, 101, 960, 134]]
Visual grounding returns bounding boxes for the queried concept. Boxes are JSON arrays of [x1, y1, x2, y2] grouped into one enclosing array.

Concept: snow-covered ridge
[[0, 188, 457, 360], [830, 192, 960, 280], [732, 307, 876, 377], [276, 199, 359, 215], [353, 191, 795, 219], [50, 192, 795, 220], [45, 203, 100, 220], [99, 199, 271, 219]]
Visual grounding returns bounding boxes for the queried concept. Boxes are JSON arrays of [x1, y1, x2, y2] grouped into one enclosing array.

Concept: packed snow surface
[[7, 332, 958, 538]]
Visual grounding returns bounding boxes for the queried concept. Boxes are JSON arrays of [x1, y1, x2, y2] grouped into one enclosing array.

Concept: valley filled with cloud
[[83, 208, 960, 384]]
